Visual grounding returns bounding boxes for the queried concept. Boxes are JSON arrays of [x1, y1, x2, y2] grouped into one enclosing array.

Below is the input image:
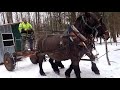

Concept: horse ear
[[84, 12, 91, 17], [99, 18, 103, 23]]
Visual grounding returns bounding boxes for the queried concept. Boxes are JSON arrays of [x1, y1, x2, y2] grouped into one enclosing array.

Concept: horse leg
[[49, 58, 60, 75], [55, 61, 65, 68], [65, 64, 73, 78], [86, 52, 100, 75], [73, 64, 81, 78], [71, 58, 81, 78], [38, 55, 46, 76], [91, 61, 100, 75], [65, 54, 83, 78]]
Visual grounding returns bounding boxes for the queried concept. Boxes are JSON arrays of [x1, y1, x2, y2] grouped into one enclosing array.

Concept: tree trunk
[[70, 12, 76, 24], [109, 13, 117, 43], [27, 12, 31, 22], [6, 12, 13, 23], [1, 12, 6, 24], [15, 12, 19, 22], [113, 14, 117, 42], [58, 12, 62, 31], [49, 12, 53, 31], [112, 34, 117, 42], [20, 12, 23, 20]]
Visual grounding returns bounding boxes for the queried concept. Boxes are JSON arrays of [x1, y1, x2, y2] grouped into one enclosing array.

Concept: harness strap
[[71, 25, 87, 42], [82, 15, 100, 37], [82, 16, 95, 30]]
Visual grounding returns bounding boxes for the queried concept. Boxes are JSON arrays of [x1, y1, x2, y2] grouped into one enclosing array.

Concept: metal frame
[[1, 33, 15, 54], [0, 23, 20, 64], [1, 33, 15, 45]]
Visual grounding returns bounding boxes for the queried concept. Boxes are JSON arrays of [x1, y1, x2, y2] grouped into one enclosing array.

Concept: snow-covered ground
[[0, 38, 120, 78]]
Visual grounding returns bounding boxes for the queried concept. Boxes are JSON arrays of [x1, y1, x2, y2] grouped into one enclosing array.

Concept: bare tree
[[20, 12, 23, 20], [1, 12, 6, 24], [6, 12, 13, 23], [27, 12, 31, 22], [70, 12, 76, 24], [15, 12, 19, 22], [0, 12, 120, 42]]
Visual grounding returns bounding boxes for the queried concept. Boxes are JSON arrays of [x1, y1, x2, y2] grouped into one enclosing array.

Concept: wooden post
[[105, 39, 111, 65]]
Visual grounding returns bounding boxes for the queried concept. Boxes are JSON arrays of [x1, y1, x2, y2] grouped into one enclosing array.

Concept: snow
[[0, 38, 120, 78]]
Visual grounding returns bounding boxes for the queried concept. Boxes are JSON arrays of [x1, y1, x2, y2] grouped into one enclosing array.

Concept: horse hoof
[[55, 71, 60, 75], [77, 77, 81, 78], [92, 69, 100, 75], [66, 76, 70, 78], [41, 73, 46, 76], [94, 72, 100, 75], [91, 67, 100, 75], [65, 72, 70, 78], [40, 71, 46, 76]]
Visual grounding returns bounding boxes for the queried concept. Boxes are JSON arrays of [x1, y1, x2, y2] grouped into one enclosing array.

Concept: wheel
[[30, 54, 38, 64], [4, 52, 16, 71]]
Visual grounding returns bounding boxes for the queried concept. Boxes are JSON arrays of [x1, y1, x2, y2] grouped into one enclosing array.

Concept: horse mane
[[73, 15, 84, 33], [73, 12, 100, 37]]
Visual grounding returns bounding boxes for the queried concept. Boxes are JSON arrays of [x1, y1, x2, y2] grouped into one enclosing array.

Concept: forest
[[0, 12, 119, 43]]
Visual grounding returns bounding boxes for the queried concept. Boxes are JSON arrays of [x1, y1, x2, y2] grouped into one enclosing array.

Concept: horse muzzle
[[103, 33, 110, 40]]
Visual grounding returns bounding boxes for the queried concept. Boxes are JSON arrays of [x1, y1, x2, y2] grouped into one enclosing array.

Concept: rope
[[97, 48, 120, 59]]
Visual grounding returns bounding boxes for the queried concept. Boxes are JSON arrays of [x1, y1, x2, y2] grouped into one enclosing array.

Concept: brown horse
[[35, 12, 110, 78], [47, 17, 110, 77], [64, 18, 109, 78]]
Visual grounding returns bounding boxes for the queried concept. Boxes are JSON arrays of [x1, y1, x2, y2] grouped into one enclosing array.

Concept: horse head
[[84, 12, 99, 27], [73, 12, 109, 41], [96, 18, 110, 40], [74, 12, 100, 35]]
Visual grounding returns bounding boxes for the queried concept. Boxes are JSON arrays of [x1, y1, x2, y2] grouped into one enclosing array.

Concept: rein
[[81, 15, 101, 38]]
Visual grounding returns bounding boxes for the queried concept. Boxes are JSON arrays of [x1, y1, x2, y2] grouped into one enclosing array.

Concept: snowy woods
[[0, 12, 120, 43], [0, 12, 120, 78]]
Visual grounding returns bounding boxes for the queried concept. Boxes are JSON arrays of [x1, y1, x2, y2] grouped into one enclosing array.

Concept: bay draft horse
[[35, 12, 110, 78]]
